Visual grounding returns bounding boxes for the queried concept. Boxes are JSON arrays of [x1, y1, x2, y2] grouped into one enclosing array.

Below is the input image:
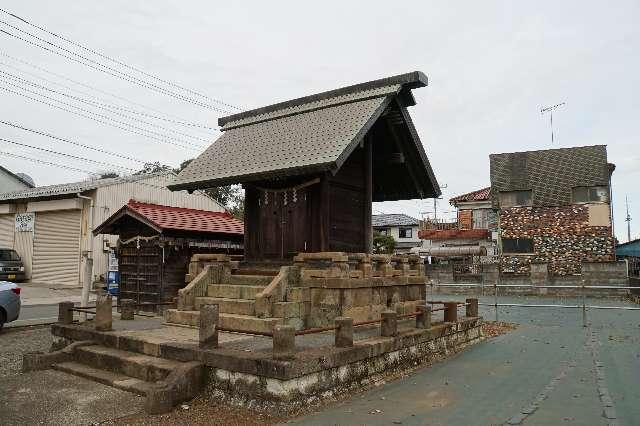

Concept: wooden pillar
[[363, 135, 373, 253], [243, 185, 258, 260], [320, 173, 330, 251]]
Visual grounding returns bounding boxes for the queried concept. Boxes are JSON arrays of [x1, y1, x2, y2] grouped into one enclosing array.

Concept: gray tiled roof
[[169, 72, 436, 190], [0, 172, 174, 202], [489, 145, 611, 207], [372, 214, 419, 227]]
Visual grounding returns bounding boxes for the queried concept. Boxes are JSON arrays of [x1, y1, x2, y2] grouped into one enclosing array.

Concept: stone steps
[[194, 297, 255, 316], [73, 344, 182, 382], [233, 268, 279, 277], [228, 274, 274, 286], [53, 361, 153, 396], [165, 309, 284, 333], [207, 284, 265, 300]]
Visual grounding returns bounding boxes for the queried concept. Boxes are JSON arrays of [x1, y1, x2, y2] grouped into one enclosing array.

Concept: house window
[[398, 227, 413, 238], [472, 209, 489, 229], [572, 186, 608, 203], [502, 238, 534, 254], [378, 228, 390, 236], [499, 190, 532, 207]]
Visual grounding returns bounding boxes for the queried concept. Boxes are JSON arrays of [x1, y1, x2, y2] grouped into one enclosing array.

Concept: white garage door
[[32, 210, 81, 285], [0, 214, 14, 249]]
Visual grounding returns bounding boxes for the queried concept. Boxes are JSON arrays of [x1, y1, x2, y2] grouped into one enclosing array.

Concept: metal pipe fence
[[426, 281, 639, 327]]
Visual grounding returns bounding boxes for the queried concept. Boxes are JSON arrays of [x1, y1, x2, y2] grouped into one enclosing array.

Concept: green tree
[[135, 161, 173, 175], [373, 231, 396, 254], [96, 171, 119, 179]]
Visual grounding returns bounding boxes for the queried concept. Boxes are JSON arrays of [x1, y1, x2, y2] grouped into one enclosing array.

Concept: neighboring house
[[0, 172, 224, 286], [0, 165, 35, 194], [417, 187, 497, 261], [616, 238, 640, 278], [372, 214, 421, 254], [490, 145, 615, 275]]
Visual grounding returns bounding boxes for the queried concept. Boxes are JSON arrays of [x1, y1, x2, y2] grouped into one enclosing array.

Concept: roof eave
[[168, 161, 335, 192]]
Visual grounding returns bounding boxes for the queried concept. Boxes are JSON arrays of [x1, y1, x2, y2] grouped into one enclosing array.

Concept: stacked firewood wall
[[500, 205, 615, 275]]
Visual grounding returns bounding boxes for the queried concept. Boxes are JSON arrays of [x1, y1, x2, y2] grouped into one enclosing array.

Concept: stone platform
[[41, 312, 482, 409]]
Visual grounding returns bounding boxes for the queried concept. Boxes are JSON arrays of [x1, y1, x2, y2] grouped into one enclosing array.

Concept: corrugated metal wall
[[32, 210, 81, 285], [14, 226, 33, 278], [0, 214, 14, 248], [91, 174, 225, 281]]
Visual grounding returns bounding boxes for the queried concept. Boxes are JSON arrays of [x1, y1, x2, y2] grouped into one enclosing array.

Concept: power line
[[0, 81, 204, 151], [0, 25, 232, 114], [0, 149, 184, 189], [0, 50, 219, 132], [0, 150, 95, 174], [0, 120, 146, 164], [0, 7, 241, 112], [0, 68, 212, 144], [0, 136, 135, 171]]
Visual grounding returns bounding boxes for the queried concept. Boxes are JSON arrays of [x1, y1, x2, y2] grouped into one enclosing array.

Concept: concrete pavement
[[294, 295, 640, 425]]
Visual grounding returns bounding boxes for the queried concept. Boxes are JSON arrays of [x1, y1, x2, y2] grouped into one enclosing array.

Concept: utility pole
[[432, 184, 448, 222], [540, 102, 566, 144], [625, 196, 632, 242]]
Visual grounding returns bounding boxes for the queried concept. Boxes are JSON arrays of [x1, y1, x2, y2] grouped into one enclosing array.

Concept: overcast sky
[[0, 1, 638, 241]]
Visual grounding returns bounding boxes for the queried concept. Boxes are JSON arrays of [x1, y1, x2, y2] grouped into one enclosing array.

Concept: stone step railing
[[293, 252, 425, 280], [254, 266, 299, 318]]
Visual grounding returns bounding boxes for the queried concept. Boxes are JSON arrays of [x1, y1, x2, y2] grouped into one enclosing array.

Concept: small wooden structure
[[169, 72, 441, 260], [93, 200, 243, 308]]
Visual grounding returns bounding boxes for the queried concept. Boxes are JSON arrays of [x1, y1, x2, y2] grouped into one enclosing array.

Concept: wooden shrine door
[[259, 188, 309, 259]]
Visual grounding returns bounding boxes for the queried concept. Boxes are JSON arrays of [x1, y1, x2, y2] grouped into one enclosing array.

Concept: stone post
[[334, 316, 353, 347], [273, 325, 296, 360], [58, 301, 74, 324], [95, 294, 112, 331], [444, 302, 458, 323], [120, 299, 135, 320], [416, 304, 431, 329], [466, 298, 479, 317], [199, 304, 219, 349], [381, 310, 398, 337]]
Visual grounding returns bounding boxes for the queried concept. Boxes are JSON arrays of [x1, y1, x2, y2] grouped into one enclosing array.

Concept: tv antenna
[[540, 102, 566, 144], [625, 195, 632, 242]]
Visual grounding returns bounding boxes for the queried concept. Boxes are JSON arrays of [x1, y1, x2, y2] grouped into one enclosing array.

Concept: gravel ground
[[0, 326, 145, 425], [104, 396, 285, 426], [0, 325, 53, 377]]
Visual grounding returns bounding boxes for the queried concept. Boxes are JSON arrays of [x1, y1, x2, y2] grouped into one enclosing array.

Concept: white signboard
[[15, 212, 35, 232], [108, 250, 119, 272]]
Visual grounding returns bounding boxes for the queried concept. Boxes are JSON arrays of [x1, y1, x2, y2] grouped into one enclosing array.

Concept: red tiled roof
[[418, 229, 490, 240], [127, 200, 243, 235], [449, 187, 491, 204]]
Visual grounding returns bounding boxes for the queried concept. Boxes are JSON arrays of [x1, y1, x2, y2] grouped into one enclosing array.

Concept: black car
[[0, 248, 26, 283]]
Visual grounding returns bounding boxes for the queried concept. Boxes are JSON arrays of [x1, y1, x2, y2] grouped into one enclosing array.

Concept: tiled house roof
[[94, 200, 244, 236], [372, 213, 419, 227], [489, 145, 611, 207], [169, 72, 440, 201], [449, 187, 491, 205]]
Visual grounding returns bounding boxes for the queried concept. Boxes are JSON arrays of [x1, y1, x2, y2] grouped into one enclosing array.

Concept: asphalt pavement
[[294, 294, 640, 426], [7, 303, 60, 328]]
